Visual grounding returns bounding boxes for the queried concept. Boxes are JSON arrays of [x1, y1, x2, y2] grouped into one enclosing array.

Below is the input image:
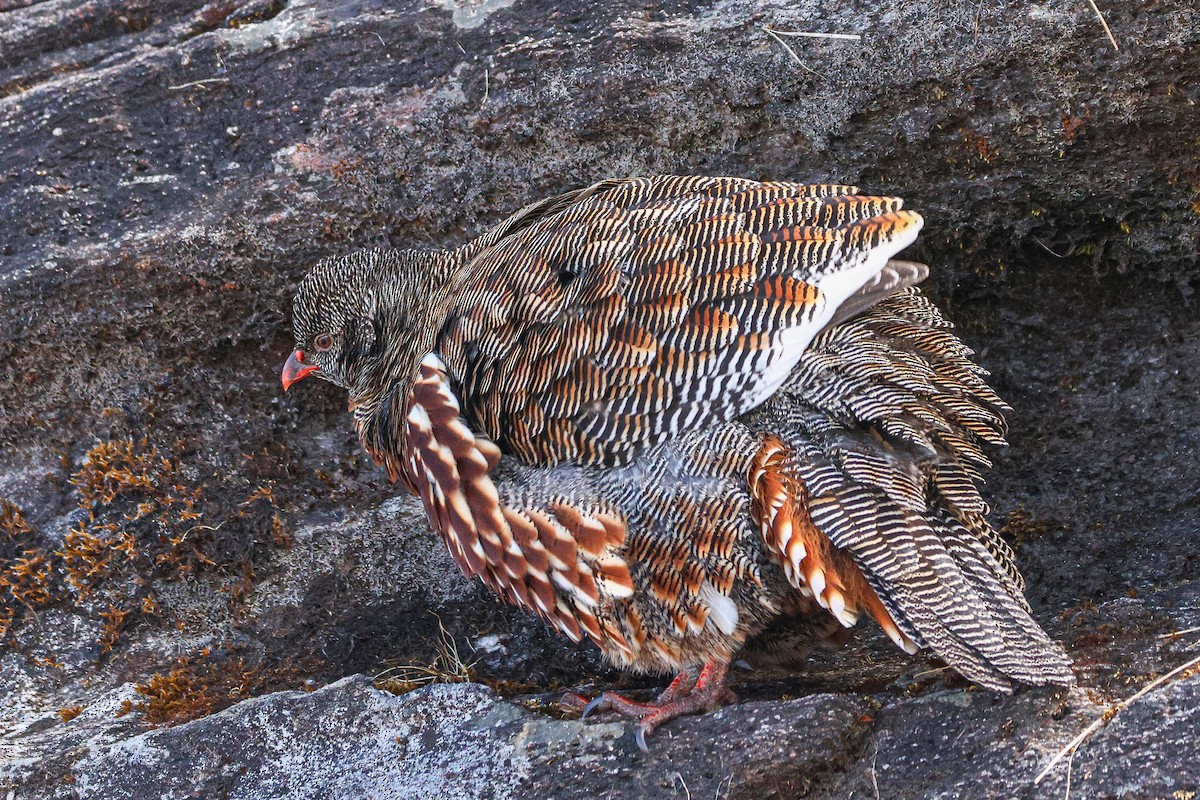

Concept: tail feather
[[825, 259, 930, 330], [935, 519, 1072, 684], [752, 285, 1074, 690], [807, 482, 1072, 689]]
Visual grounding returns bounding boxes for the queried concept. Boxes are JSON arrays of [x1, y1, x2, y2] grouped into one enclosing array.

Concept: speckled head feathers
[[291, 249, 387, 391], [290, 248, 457, 395]]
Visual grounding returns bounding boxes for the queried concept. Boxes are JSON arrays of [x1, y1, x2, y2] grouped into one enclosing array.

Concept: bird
[[282, 175, 1074, 748]]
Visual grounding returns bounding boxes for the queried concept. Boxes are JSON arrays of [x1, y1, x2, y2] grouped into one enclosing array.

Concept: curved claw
[[581, 695, 608, 721], [635, 724, 650, 753]]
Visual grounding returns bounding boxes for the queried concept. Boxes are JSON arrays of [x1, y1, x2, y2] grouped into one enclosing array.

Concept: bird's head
[[283, 249, 385, 394], [282, 248, 455, 402]]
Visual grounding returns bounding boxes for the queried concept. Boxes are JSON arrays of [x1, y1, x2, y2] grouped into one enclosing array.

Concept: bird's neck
[[350, 248, 465, 481]]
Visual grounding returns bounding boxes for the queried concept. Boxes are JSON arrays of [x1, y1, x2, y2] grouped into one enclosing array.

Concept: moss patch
[[0, 437, 295, 659], [120, 645, 316, 726]]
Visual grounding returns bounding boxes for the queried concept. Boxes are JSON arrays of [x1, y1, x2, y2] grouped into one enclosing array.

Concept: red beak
[[281, 350, 320, 391]]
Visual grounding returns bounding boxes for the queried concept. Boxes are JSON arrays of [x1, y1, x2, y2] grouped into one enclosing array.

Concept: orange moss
[[0, 499, 32, 539], [70, 439, 204, 531], [241, 486, 292, 548], [0, 499, 48, 636], [56, 524, 137, 598], [2, 438, 295, 658], [122, 666, 216, 724], [0, 551, 56, 608], [242, 485, 273, 505], [70, 439, 168, 508], [122, 647, 313, 725], [57, 706, 85, 722], [31, 655, 65, 669], [98, 604, 133, 653]]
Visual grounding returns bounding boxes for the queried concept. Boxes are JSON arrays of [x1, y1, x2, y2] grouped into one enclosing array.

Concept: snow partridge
[[282, 176, 1073, 747]]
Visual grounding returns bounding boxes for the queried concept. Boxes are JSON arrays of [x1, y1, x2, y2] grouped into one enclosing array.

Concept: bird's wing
[[401, 352, 635, 648], [435, 175, 924, 467], [822, 259, 929, 331]]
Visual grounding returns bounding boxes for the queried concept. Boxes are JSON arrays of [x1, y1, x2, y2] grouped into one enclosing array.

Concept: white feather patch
[[828, 591, 858, 628], [810, 216, 922, 329], [808, 568, 827, 602], [420, 352, 448, 371], [892, 631, 920, 655], [597, 575, 634, 600], [407, 403, 432, 432], [756, 214, 924, 403], [700, 581, 739, 636]]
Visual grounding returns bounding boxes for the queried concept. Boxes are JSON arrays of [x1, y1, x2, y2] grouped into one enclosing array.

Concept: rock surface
[[5, 660, 1200, 799], [1, 0, 1198, 797]]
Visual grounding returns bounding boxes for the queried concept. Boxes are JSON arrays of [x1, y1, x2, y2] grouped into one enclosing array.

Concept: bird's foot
[[564, 659, 735, 751], [558, 663, 698, 718]]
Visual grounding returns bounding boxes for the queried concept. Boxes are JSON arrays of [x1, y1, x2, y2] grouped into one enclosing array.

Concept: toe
[[558, 692, 591, 715]]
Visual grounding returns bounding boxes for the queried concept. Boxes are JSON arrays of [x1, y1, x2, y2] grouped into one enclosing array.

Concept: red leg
[[560, 664, 698, 718], [575, 663, 702, 720], [634, 659, 735, 751], [562, 658, 736, 751], [653, 663, 703, 705]]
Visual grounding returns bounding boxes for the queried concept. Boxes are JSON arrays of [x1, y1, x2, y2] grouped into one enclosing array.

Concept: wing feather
[[438, 176, 924, 467], [401, 354, 634, 649]]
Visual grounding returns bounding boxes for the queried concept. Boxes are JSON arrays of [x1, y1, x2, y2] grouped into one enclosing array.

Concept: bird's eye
[[314, 333, 334, 352]]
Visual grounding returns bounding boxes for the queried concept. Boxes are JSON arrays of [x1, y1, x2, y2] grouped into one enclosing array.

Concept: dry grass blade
[[1034, 651, 1200, 785], [766, 29, 861, 41], [374, 615, 476, 694], [167, 78, 232, 91], [1086, 0, 1119, 51], [763, 27, 820, 76], [1033, 238, 1074, 259], [1159, 626, 1200, 640], [912, 665, 953, 679]]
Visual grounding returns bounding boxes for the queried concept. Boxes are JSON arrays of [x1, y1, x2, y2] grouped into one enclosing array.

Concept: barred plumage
[[284, 175, 1073, 745]]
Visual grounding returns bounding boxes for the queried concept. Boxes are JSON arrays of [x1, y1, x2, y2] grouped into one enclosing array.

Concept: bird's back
[[437, 175, 924, 467]]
